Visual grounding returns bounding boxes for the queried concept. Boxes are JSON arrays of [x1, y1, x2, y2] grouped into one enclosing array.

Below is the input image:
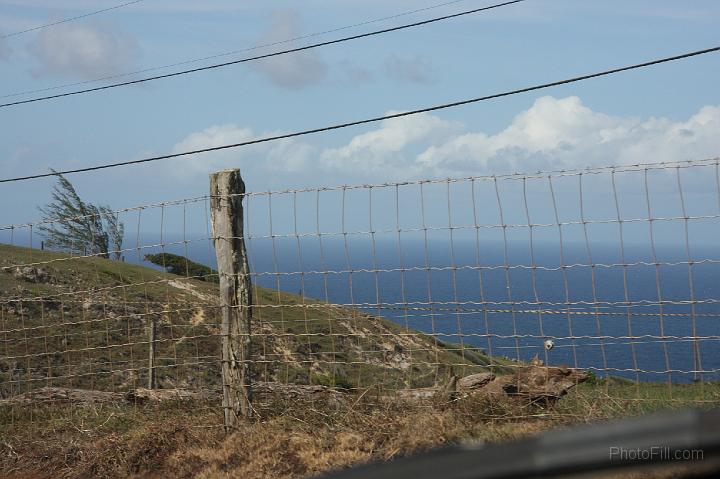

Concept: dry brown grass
[[2, 245, 717, 478], [0, 392, 565, 479], [2, 385, 718, 479]]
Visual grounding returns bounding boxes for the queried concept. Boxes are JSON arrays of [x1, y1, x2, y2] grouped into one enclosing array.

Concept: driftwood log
[[0, 366, 586, 407], [485, 365, 588, 403], [396, 365, 587, 404], [0, 383, 349, 407], [0, 387, 124, 405], [457, 372, 496, 391]]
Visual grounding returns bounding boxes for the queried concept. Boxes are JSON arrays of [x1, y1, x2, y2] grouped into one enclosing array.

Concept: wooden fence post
[[210, 169, 253, 428], [147, 316, 156, 389]]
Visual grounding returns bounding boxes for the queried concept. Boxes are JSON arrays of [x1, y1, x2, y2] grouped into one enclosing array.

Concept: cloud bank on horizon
[[169, 95, 720, 187]]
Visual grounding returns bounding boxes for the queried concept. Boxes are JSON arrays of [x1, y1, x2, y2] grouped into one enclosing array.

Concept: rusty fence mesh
[[2, 157, 720, 430]]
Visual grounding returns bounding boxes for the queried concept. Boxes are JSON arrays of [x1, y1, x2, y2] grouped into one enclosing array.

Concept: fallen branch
[[0, 383, 349, 407]]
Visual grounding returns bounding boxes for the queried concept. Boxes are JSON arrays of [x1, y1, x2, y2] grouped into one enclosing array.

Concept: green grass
[[2, 245, 719, 478], [1, 243, 502, 397], [3, 242, 716, 407]]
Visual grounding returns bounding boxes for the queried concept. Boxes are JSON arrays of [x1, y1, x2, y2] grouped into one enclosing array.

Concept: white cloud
[[165, 97, 720, 189], [320, 112, 461, 177], [27, 21, 140, 79], [249, 10, 327, 89], [415, 97, 720, 176], [384, 54, 434, 84], [170, 124, 315, 178]]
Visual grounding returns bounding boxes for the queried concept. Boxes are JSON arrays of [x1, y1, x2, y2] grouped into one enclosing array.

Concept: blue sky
[[0, 0, 718, 235]]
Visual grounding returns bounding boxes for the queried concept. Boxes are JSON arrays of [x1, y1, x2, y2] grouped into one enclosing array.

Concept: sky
[[0, 0, 719, 240]]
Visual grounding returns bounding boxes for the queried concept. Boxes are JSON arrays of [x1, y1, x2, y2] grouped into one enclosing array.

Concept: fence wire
[[1, 158, 720, 429], [241, 157, 720, 390]]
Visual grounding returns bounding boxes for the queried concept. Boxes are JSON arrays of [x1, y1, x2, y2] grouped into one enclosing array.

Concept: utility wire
[[1, 45, 717, 184], [0, 0, 528, 109], [1, 0, 470, 100], [0, 0, 144, 39]]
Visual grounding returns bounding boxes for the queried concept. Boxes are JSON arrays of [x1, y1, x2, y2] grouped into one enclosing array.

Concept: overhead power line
[[0, 45, 717, 184], [1, 0, 471, 100], [0, 0, 144, 39], [0, 0, 528, 109]]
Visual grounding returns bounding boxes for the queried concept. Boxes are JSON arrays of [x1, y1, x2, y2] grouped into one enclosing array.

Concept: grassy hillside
[[0, 243, 508, 398], [2, 243, 719, 478]]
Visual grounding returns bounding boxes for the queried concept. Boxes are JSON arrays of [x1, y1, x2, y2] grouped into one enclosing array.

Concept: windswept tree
[[101, 206, 125, 260], [38, 171, 124, 260]]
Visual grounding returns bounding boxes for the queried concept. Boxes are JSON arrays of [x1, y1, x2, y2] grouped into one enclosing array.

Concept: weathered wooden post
[[210, 169, 253, 428], [147, 316, 157, 389]]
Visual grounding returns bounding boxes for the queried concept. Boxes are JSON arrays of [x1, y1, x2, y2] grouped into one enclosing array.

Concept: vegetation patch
[[144, 252, 219, 283]]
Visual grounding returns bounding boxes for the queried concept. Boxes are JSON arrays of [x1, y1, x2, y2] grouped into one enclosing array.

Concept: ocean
[[142, 234, 720, 383], [4, 223, 718, 383]]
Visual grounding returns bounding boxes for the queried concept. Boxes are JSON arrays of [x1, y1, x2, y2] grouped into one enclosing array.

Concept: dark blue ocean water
[[141, 235, 720, 384], [5, 227, 718, 383]]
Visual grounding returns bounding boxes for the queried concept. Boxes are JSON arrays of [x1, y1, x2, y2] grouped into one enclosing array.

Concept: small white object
[[544, 339, 555, 350]]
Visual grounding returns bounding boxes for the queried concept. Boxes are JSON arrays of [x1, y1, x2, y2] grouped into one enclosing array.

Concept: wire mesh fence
[[242, 157, 720, 391], [0, 195, 225, 428], [2, 157, 720, 430]]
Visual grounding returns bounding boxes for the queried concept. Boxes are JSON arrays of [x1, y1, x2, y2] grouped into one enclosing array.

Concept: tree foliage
[[144, 253, 218, 282], [38, 170, 124, 260]]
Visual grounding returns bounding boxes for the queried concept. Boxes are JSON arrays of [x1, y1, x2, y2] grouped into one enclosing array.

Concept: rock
[[499, 365, 588, 403], [395, 366, 587, 405], [10, 266, 55, 284], [457, 372, 495, 391], [394, 372, 494, 403]]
